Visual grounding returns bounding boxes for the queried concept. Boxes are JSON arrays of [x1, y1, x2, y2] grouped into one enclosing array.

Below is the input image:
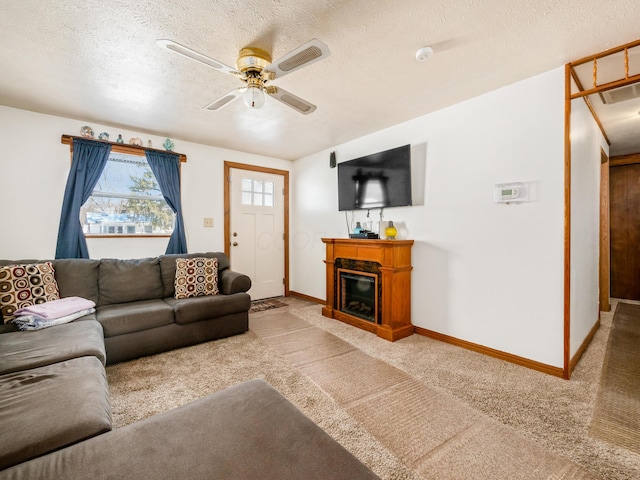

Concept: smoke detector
[[415, 47, 434, 62]]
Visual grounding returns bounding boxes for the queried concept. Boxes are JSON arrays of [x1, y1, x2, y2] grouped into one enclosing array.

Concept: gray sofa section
[[0, 254, 380, 478], [0, 356, 111, 471], [0, 319, 105, 375], [0, 379, 380, 480], [0, 252, 252, 471], [0, 252, 251, 364]]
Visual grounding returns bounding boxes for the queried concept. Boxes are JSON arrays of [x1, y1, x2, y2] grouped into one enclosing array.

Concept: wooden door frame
[[599, 149, 611, 312], [224, 161, 290, 296]]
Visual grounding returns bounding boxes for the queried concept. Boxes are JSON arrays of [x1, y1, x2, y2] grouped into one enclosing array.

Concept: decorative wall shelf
[[61, 135, 187, 163]]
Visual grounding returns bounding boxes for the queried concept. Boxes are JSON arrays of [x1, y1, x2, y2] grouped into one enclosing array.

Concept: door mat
[[249, 298, 288, 313]]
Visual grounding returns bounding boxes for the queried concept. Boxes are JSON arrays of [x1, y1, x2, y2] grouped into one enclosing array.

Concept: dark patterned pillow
[[0, 262, 60, 323], [174, 257, 219, 299]]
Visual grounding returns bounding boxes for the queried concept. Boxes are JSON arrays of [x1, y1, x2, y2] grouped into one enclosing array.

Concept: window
[[80, 152, 175, 236], [241, 178, 275, 206]]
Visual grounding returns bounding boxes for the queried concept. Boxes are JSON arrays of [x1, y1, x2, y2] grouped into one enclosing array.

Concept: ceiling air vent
[[601, 82, 640, 104]]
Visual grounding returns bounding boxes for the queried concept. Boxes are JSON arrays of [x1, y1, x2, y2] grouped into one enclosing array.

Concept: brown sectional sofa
[[0, 252, 379, 479]]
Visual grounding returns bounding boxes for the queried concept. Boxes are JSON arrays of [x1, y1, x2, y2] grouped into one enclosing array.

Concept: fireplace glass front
[[338, 270, 378, 323]]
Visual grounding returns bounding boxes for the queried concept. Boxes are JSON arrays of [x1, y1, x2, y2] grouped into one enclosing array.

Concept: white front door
[[229, 168, 285, 300]]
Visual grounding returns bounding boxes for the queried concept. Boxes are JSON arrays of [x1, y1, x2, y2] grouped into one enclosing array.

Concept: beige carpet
[[107, 297, 640, 480], [250, 310, 598, 479], [107, 326, 419, 480], [290, 299, 640, 480], [590, 302, 640, 454]]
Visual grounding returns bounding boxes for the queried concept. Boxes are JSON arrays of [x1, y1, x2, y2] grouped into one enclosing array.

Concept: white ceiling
[[1, 0, 639, 160]]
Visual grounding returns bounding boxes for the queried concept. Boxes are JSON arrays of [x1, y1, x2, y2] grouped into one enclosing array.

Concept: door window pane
[[241, 178, 275, 207]]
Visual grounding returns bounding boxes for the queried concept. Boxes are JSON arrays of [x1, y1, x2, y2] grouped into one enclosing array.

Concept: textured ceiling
[[0, 0, 639, 160]]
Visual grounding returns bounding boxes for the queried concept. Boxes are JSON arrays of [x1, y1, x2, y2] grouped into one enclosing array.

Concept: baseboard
[[413, 326, 565, 378], [287, 293, 568, 378], [288, 291, 324, 305], [569, 318, 601, 376]]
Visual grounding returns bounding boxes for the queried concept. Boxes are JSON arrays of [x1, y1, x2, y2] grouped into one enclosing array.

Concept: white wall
[[0, 105, 290, 260], [292, 67, 567, 367], [569, 96, 607, 358]]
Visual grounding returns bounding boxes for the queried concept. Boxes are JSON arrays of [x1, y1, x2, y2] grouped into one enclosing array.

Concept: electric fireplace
[[322, 238, 414, 342]]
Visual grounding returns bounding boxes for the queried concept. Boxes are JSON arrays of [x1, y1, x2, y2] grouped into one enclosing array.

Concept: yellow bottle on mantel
[[385, 221, 397, 240]]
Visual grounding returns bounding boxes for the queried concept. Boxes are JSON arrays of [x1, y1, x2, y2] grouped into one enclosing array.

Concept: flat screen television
[[337, 144, 412, 211]]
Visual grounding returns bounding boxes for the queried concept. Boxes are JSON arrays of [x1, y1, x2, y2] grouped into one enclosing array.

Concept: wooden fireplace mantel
[[321, 238, 414, 341]]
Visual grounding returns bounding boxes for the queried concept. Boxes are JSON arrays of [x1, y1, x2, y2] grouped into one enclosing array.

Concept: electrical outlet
[[203, 217, 214, 227]]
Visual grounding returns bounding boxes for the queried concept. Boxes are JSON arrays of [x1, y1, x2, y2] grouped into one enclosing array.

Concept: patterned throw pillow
[[174, 257, 219, 299], [0, 262, 60, 323]]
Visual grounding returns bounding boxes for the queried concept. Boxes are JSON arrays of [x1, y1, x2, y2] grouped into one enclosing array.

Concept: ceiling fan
[[157, 38, 330, 115]]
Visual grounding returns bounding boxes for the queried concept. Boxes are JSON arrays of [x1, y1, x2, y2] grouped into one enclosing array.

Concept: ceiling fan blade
[[265, 38, 330, 79], [157, 39, 238, 76], [203, 88, 243, 111], [267, 87, 317, 115]]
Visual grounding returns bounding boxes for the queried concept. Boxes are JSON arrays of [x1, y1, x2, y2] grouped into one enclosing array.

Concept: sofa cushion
[[160, 252, 229, 298], [0, 262, 60, 323], [0, 356, 111, 471], [164, 293, 251, 325], [174, 257, 219, 299], [97, 299, 174, 337], [52, 259, 100, 304], [0, 379, 380, 480], [0, 318, 105, 375], [98, 258, 163, 306]]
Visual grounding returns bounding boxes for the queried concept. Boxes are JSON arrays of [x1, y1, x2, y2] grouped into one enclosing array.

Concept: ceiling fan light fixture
[[159, 38, 330, 114], [244, 84, 265, 109]]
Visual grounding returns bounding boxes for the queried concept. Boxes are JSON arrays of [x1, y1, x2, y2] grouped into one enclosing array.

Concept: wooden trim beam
[[413, 326, 565, 378], [569, 38, 640, 67], [288, 291, 324, 304], [569, 69, 611, 145], [570, 72, 640, 99], [61, 134, 187, 163], [563, 63, 572, 380], [610, 153, 640, 167], [569, 318, 601, 374]]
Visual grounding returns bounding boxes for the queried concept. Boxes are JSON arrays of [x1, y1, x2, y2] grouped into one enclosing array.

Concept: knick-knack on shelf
[[116, 134, 124, 144], [354, 222, 363, 234], [147, 140, 153, 148], [385, 221, 397, 240], [98, 132, 109, 141], [80, 126, 94, 138], [163, 138, 174, 151]]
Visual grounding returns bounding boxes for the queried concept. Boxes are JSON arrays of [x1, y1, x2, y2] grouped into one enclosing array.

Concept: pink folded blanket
[[14, 296, 96, 320]]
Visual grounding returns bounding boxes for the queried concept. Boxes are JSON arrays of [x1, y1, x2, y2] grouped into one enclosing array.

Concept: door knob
[[233, 242, 238, 246]]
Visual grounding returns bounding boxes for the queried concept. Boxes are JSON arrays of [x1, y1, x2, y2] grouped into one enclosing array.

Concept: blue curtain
[[145, 150, 187, 254], [55, 138, 112, 259]]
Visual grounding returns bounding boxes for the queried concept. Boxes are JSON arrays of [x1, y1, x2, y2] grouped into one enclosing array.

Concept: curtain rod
[[61, 135, 187, 163]]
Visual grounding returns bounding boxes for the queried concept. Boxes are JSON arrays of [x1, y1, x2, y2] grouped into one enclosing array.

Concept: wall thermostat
[[494, 182, 527, 204]]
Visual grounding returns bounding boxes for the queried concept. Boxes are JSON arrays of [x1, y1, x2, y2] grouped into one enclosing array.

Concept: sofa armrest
[[219, 269, 251, 295]]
